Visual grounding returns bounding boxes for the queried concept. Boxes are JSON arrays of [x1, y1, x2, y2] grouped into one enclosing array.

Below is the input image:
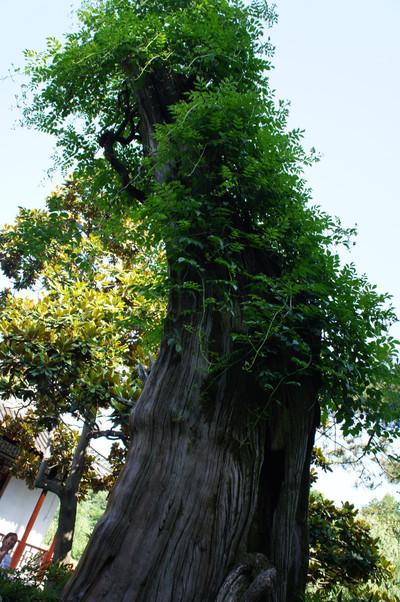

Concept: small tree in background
[[361, 496, 400, 600], [0, 273, 143, 562], [307, 493, 395, 601], [0, 182, 165, 562]]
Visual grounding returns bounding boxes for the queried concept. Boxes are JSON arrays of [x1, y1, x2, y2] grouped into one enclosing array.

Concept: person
[[0, 532, 18, 570]]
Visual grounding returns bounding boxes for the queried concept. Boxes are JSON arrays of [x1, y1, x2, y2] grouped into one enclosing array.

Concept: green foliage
[[15, 0, 400, 446], [308, 492, 396, 601], [20, 0, 275, 170], [0, 560, 71, 602], [0, 175, 166, 294], [305, 589, 395, 602], [0, 179, 166, 506], [0, 179, 166, 426], [0, 274, 140, 424], [361, 496, 400, 598], [309, 493, 392, 586]]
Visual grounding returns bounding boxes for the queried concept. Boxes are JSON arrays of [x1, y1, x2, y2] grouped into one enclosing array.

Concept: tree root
[[216, 554, 277, 602]]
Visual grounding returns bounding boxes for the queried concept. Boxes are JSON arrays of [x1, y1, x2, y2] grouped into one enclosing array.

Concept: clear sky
[[269, 0, 400, 335], [1, 0, 400, 506]]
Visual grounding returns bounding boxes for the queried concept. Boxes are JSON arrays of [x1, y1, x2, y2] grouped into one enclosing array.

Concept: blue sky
[[270, 1, 400, 333], [1, 0, 400, 505], [0, 1, 80, 223]]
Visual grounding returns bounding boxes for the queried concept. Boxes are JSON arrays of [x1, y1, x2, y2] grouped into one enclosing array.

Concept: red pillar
[[11, 490, 47, 568], [38, 531, 57, 577]]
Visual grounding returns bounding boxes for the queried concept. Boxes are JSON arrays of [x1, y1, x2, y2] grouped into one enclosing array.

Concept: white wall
[[0, 477, 58, 547]]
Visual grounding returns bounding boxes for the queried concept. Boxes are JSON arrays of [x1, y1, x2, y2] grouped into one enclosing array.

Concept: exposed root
[[216, 554, 276, 602]]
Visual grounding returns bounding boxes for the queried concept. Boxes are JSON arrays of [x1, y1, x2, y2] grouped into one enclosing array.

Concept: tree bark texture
[[62, 69, 320, 601], [62, 286, 319, 601]]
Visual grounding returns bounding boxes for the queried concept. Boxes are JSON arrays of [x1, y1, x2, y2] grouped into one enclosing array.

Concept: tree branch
[[98, 82, 145, 203], [64, 419, 93, 494], [136, 354, 154, 384], [91, 429, 127, 443], [99, 131, 145, 203], [35, 460, 62, 497], [116, 396, 135, 408]]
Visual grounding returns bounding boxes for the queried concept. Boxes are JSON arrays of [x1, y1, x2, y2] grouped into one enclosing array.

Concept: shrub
[[0, 559, 72, 602]]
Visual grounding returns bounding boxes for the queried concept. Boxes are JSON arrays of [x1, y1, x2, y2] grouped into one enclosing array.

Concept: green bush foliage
[[307, 492, 397, 601], [361, 495, 400, 599], [0, 560, 71, 602]]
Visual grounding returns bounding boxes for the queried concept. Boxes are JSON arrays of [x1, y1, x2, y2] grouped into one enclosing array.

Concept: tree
[[361, 495, 400, 600], [0, 191, 164, 562], [15, 1, 399, 600], [0, 272, 139, 562], [307, 493, 395, 601], [305, 451, 397, 601]]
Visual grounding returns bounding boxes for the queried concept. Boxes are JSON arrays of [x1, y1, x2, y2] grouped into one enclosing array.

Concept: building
[[0, 401, 112, 568], [0, 402, 58, 567]]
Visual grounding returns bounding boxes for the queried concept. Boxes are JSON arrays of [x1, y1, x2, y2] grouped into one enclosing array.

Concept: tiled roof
[[0, 401, 111, 476], [0, 437, 19, 467], [0, 400, 51, 454]]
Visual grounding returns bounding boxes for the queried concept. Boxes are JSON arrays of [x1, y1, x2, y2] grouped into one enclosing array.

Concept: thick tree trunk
[[61, 64, 320, 602], [62, 285, 319, 601]]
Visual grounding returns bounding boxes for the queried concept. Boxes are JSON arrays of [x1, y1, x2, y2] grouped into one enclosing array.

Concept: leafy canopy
[[15, 0, 400, 443], [0, 178, 166, 495], [308, 493, 394, 595]]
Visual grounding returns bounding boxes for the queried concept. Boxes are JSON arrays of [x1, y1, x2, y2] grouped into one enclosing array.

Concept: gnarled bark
[[216, 554, 277, 602], [62, 62, 320, 602], [62, 279, 319, 600]]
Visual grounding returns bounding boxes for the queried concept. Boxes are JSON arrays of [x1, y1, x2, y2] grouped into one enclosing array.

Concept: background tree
[[0, 271, 139, 562], [307, 493, 395, 601], [0, 185, 165, 562], [305, 450, 399, 600], [13, 1, 400, 600], [360, 495, 400, 600]]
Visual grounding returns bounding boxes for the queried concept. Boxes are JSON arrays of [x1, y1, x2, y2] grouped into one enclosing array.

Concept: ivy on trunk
[[13, 1, 400, 600]]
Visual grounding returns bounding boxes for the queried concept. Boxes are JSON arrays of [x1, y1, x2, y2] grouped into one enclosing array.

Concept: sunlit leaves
[[308, 492, 396, 601], [15, 0, 400, 447]]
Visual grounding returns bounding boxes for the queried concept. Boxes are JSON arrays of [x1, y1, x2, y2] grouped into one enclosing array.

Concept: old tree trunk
[[67, 317, 319, 602], [17, 1, 398, 599], [61, 58, 321, 600], [63, 290, 319, 602]]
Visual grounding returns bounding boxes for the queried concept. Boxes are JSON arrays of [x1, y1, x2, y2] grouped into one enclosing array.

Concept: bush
[[306, 492, 397, 602], [0, 559, 72, 602]]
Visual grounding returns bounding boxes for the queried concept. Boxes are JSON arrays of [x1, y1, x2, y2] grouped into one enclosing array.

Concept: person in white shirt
[[0, 532, 18, 570]]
